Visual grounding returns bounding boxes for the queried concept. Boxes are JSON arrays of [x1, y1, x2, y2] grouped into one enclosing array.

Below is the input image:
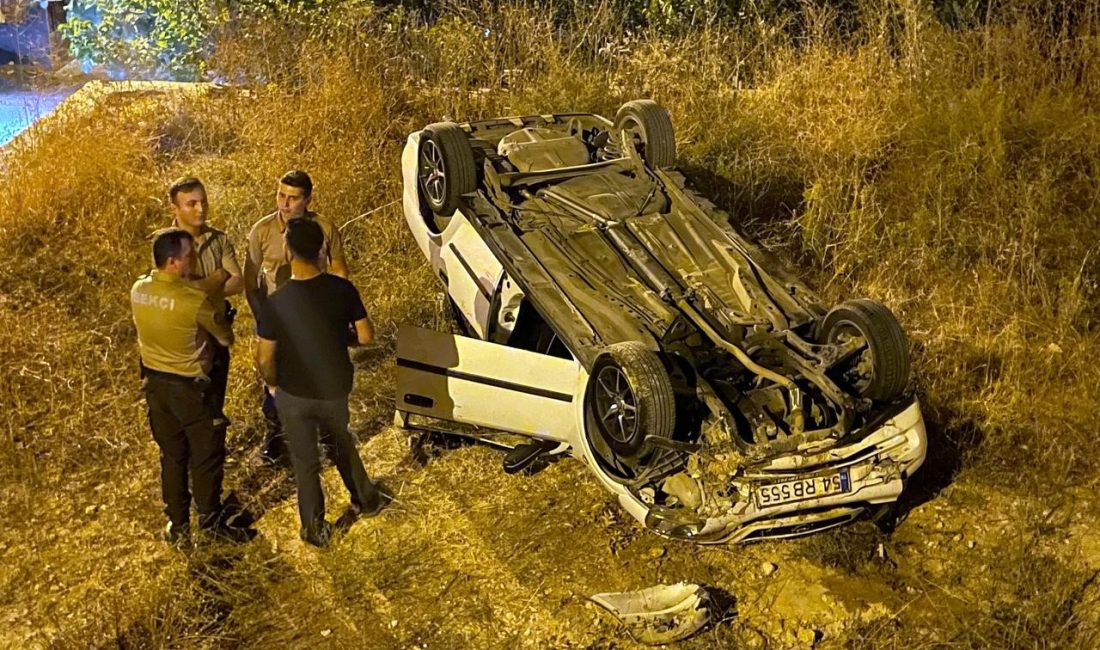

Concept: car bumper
[[643, 399, 927, 543]]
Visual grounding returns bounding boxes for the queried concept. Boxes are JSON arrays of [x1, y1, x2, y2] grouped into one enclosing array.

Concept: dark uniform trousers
[[250, 287, 286, 460], [261, 385, 285, 458], [143, 372, 225, 528], [204, 301, 236, 431], [206, 342, 231, 427], [274, 389, 377, 530]]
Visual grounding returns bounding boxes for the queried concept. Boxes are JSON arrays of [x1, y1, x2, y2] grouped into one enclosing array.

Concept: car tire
[[419, 122, 477, 216], [818, 299, 910, 402], [613, 100, 676, 169], [588, 342, 676, 459]]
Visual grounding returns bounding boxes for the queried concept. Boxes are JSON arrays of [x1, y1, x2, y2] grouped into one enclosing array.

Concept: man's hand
[[222, 270, 244, 297], [255, 337, 278, 386], [351, 317, 374, 347], [193, 268, 229, 296], [243, 256, 261, 304]]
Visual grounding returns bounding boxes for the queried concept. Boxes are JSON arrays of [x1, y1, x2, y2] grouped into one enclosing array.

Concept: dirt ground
[[4, 398, 1099, 648]]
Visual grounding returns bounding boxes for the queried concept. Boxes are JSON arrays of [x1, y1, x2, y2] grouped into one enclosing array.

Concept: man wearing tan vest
[[131, 228, 253, 546], [167, 177, 243, 436], [244, 170, 347, 464]]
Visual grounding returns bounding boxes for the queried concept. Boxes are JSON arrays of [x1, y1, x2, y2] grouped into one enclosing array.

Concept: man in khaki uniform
[[244, 170, 348, 463], [132, 228, 251, 545], [168, 177, 243, 434]]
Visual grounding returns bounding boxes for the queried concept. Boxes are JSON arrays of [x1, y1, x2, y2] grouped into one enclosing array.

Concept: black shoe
[[204, 522, 256, 544], [220, 493, 257, 530], [163, 521, 191, 548], [300, 520, 333, 548], [352, 486, 391, 519]]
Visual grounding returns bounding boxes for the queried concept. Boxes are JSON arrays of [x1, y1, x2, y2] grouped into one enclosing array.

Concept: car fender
[[403, 131, 504, 339]]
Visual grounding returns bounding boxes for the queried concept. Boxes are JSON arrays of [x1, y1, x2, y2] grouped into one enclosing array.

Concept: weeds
[[1, 1, 1098, 646]]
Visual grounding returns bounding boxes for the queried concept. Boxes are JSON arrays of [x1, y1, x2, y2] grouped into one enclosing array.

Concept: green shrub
[[60, 0, 378, 79]]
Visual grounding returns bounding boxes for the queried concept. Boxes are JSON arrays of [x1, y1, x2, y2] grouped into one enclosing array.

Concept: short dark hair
[[152, 228, 193, 268], [168, 176, 205, 204], [279, 170, 313, 197], [285, 218, 324, 262]]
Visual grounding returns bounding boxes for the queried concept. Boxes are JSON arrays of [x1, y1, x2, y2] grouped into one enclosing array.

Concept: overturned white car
[[394, 100, 927, 543]]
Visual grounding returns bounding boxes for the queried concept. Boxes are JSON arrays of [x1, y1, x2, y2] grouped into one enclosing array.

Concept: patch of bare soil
[[7, 411, 1095, 648]]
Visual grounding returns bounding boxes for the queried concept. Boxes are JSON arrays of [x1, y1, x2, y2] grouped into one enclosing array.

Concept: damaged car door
[[395, 324, 587, 443]]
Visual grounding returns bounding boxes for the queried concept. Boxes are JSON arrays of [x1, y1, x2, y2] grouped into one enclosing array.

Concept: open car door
[[395, 325, 586, 441]]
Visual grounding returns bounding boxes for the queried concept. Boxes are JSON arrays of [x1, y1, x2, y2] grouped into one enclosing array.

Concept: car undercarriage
[[398, 101, 927, 542]]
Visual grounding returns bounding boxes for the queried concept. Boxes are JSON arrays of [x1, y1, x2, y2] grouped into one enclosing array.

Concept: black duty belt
[[143, 367, 210, 385]]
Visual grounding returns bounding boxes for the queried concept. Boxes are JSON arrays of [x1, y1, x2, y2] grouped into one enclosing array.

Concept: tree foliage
[[61, 0, 1088, 80], [61, 0, 222, 79], [61, 0, 826, 79], [60, 0, 377, 79]]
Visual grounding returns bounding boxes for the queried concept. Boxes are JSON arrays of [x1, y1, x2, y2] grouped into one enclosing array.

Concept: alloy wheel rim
[[419, 139, 447, 205], [594, 366, 638, 445]]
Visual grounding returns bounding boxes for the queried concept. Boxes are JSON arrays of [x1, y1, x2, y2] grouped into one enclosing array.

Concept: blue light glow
[[0, 87, 76, 146]]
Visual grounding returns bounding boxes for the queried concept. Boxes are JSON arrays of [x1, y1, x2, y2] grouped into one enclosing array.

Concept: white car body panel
[[402, 132, 503, 338], [398, 123, 930, 544], [396, 325, 585, 442], [396, 325, 928, 543]]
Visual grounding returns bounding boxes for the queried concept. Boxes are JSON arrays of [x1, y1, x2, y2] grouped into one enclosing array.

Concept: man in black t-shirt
[[254, 218, 383, 547]]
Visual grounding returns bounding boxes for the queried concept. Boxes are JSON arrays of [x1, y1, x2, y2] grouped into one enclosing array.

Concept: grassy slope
[[1, 3, 1098, 647]]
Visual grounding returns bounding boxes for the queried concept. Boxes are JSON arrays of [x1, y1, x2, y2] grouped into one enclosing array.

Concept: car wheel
[[613, 100, 676, 169], [588, 342, 676, 459], [418, 122, 476, 216], [819, 299, 910, 402]]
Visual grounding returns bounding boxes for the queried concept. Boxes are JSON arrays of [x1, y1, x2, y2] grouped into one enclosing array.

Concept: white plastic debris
[[662, 473, 703, 510], [590, 582, 710, 645]]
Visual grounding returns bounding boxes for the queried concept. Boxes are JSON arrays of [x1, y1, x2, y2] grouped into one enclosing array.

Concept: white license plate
[[754, 469, 851, 509]]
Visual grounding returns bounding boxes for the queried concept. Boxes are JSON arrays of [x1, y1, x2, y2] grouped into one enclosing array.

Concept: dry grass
[[2, 1, 1099, 647]]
